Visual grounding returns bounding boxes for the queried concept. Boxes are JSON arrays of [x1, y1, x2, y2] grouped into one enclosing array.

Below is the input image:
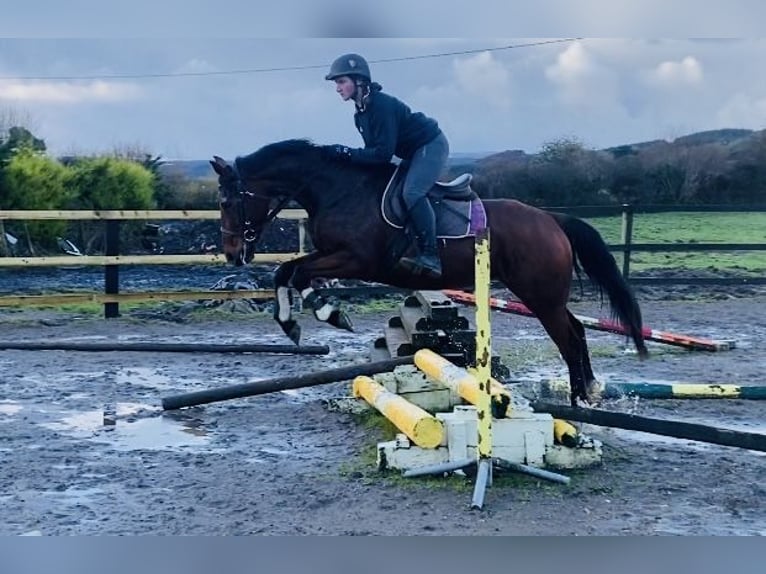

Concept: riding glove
[[322, 144, 353, 162]]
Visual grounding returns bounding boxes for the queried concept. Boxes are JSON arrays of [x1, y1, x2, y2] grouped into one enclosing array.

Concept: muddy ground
[[1, 282, 765, 535]]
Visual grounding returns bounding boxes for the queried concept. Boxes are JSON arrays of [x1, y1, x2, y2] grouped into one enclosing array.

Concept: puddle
[[114, 367, 176, 390], [245, 446, 291, 464], [0, 402, 22, 417], [114, 366, 255, 393], [602, 426, 714, 451], [496, 328, 547, 342], [18, 365, 256, 395], [40, 402, 211, 451], [40, 486, 106, 504], [511, 366, 569, 383], [649, 501, 766, 535]]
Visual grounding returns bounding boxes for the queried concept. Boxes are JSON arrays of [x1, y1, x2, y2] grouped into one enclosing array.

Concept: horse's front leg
[[290, 250, 364, 333], [272, 253, 322, 344]]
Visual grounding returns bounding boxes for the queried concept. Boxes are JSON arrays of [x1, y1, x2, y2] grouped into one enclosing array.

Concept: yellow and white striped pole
[[414, 349, 510, 417], [472, 226, 492, 509], [352, 375, 444, 449]]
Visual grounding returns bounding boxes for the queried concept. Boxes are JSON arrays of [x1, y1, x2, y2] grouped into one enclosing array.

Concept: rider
[[323, 53, 449, 279]]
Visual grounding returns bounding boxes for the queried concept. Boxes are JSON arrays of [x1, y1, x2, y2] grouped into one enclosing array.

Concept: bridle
[[219, 167, 291, 255]]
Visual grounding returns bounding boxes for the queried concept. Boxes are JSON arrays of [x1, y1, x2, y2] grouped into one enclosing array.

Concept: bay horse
[[210, 139, 647, 405]]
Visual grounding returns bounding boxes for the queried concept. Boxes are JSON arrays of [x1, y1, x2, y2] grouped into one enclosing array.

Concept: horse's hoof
[[329, 310, 354, 333], [585, 380, 603, 406], [279, 320, 301, 345], [288, 325, 302, 345]]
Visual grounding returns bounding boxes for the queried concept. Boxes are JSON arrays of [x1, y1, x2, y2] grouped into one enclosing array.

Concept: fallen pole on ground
[[444, 290, 735, 352], [537, 379, 766, 401], [162, 356, 414, 410], [606, 382, 766, 400], [353, 376, 444, 449], [0, 341, 330, 355], [531, 401, 766, 453]]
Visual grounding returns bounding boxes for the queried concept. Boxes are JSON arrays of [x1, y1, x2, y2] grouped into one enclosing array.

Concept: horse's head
[[210, 140, 340, 265], [209, 155, 276, 266], [210, 139, 360, 265]]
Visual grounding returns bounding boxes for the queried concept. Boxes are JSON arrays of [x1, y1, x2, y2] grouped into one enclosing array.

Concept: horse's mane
[[234, 138, 397, 184], [235, 139, 317, 175]]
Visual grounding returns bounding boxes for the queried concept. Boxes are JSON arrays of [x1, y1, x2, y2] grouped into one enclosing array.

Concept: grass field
[[584, 211, 766, 273]]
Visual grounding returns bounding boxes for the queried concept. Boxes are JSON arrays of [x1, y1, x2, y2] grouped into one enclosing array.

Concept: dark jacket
[[349, 85, 441, 165]]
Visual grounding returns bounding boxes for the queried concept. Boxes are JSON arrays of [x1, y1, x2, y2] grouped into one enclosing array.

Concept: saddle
[[381, 163, 487, 239]]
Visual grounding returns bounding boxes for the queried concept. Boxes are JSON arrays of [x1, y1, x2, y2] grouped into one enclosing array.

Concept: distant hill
[[672, 128, 754, 146], [448, 151, 496, 164], [604, 128, 758, 157], [159, 160, 215, 180], [159, 129, 764, 180]]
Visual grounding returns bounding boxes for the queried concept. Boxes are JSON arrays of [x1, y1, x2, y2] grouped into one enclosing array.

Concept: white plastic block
[[392, 366, 443, 394], [524, 430, 546, 466], [374, 372, 399, 394], [437, 411, 478, 447], [377, 441, 449, 471], [400, 389, 453, 413], [446, 418, 468, 461], [545, 439, 603, 469]]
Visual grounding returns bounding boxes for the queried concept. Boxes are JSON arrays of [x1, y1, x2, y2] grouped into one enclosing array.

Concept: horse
[[210, 139, 648, 406]]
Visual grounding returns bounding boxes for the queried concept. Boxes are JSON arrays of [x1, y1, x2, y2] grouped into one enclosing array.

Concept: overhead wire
[[0, 38, 582, 81]]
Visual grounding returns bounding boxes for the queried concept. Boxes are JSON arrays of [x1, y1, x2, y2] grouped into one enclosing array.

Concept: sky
[[1, 5, 766, 161]]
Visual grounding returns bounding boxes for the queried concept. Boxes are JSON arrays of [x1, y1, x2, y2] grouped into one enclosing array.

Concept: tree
[[0, 126, 46, 164], [528, 137, 607, 206], [717, 131, 766, 203], [108, 143, 172, 207], [66, 157, 156, 252], [472, 150, 532, 200], [1, 150, 71, 248]]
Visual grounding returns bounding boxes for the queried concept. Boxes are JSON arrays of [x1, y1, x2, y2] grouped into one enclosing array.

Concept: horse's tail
[[550, 212, 648, 358]]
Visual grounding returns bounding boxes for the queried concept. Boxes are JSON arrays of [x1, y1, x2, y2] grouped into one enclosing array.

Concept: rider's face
[[334, 76, 356, 101]]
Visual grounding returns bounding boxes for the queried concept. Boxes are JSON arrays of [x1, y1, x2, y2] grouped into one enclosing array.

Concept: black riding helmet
[[325, 53, 371, 82]]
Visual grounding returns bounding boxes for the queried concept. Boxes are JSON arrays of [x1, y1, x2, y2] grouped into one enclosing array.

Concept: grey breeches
[[402, 132, 449, 210]]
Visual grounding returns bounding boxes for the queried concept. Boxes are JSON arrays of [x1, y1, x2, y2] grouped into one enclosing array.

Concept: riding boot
[[398, 198, 442, 278]]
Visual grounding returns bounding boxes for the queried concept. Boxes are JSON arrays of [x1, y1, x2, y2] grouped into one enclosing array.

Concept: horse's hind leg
[[534, 306, 592, 406], [567, 310, 602, 404]]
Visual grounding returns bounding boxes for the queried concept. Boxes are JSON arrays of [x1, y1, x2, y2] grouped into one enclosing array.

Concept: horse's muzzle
[[225, 251, 246, 267]]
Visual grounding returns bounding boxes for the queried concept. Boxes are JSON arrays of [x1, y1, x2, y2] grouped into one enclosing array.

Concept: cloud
[[545, 40, 619, 108], [716, 92, 766, 128], [0, 80, 142, 104], [646, 56, 703, 87], [174, 59, 218, 75], [545, 41, 594, 84], [452, 51, 512, 110]]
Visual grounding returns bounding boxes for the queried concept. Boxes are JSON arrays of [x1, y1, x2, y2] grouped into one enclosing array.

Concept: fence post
[[0, 220, 9, 257], [298, 219, 306, 255], [620, 203, 634, 279], [298, 218, 314, 254], [104, 219, 120, 318]]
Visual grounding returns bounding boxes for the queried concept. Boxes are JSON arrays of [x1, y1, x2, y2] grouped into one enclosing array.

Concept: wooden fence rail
[[1, 205, 765, 316]]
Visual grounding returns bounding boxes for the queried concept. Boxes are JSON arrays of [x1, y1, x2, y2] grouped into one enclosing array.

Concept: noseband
[[220, 166, 291, 249]]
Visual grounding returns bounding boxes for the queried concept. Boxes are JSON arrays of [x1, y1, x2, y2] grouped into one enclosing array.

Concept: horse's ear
[[210, 155, 228, 175]]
